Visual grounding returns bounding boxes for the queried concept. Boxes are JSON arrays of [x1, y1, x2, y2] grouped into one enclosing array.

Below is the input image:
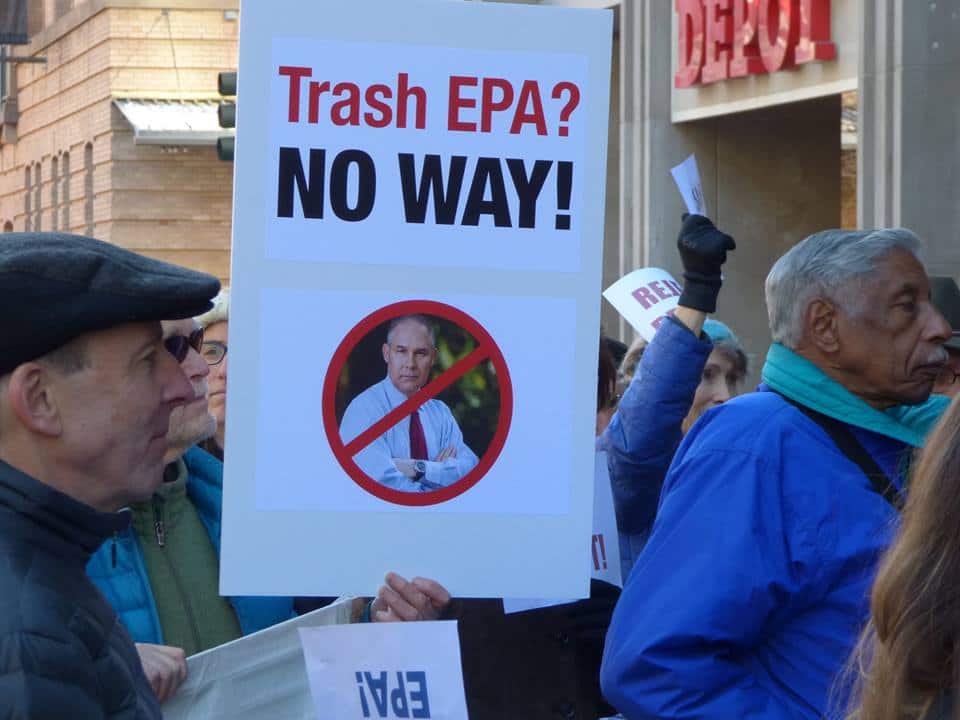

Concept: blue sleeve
[[601, 436, 817, 719], [602, 317, 711, 575], [232, 595, 296, 635], [340, 393, 426, 493], [353, 433, 427, 492]]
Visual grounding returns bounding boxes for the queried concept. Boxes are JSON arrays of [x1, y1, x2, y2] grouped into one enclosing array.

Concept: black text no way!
[[276, 148, 574, 231]]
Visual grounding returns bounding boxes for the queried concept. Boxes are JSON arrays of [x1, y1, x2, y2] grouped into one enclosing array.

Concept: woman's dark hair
[[598, 337, 618, 412]]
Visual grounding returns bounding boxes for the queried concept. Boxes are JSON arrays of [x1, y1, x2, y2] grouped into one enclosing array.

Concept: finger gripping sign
[[322, 300, 513, 507]]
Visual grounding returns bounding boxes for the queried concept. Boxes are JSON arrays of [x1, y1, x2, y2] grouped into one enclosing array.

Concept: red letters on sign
[[702, 0, 732, 84], [631, 280, 683, 310], [674, 0, 835, 88], [675, 0, 706, 88], [757, 0, 799, 74], [281, 68, 427, 129], [795, 0, 838, 63], [730, 0, 763, 78]]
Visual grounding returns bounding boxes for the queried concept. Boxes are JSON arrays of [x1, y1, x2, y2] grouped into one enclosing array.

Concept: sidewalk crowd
[[2, 213, 960, 720]]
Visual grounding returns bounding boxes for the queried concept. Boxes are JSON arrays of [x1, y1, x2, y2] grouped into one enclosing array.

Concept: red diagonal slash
[[344, 341, 493, 457]]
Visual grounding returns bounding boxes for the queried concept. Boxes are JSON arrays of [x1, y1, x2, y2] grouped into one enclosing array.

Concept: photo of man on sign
[[339, 314, 480, 493]]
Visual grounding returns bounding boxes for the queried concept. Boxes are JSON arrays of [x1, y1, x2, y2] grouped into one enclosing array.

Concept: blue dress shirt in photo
[[339, 376, 479, 492]]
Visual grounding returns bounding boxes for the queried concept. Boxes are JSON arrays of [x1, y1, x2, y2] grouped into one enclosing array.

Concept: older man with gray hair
[[601, 228, 952, 719]]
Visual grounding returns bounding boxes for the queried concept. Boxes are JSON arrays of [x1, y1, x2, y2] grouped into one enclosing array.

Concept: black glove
[[565, 579, 621, 644], [676, 213, 736, 313]]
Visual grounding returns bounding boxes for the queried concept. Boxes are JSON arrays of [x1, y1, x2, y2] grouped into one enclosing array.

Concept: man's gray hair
[[765, 228, 922, 349], [386, 315, 436, 346]]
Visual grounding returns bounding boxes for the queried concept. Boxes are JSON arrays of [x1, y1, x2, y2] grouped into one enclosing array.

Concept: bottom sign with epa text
[[299, 621, 468, 719]]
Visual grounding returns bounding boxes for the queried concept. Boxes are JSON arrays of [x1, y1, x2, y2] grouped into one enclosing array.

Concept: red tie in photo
[[409, 409, 428, 460]]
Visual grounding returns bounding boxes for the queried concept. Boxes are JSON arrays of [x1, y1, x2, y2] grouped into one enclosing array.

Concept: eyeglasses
[[163, 328, 204, 363], [201, 341, 228, 366]]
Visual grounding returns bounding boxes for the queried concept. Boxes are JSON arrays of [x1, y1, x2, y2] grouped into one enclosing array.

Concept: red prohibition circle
[[322, 300, 513, 506]]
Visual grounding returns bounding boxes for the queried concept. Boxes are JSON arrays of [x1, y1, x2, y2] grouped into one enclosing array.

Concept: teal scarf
[[761, 343, 949, 448]]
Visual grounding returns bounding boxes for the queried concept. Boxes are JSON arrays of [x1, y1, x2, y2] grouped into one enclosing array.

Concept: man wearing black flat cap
[[0, 232, 219, 718]]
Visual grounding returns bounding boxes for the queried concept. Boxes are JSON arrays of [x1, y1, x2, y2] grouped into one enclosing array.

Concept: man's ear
[[6, 363, 63, 437], [805, 298, 841, 354], [382, 343, 391, 365]]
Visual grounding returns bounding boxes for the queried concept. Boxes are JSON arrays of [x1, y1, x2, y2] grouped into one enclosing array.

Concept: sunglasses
[[164, 328, 205, 363]]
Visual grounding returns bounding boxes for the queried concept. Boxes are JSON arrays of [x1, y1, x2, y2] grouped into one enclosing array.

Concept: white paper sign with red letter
[[603, 268, 683, 342]]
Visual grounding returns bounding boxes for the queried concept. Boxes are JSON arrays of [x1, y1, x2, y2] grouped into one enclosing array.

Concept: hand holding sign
[[677, 214, 736, 314], [373, 572, 452, 622], [137, 643, 187, 703]]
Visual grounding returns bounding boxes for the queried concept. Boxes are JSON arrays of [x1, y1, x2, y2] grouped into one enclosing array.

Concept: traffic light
[[217, 71, 236, 162]]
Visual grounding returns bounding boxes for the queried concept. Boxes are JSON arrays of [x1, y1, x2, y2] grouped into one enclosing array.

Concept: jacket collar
[[0, 458, 131, 561], [761, 343, 949, 448]]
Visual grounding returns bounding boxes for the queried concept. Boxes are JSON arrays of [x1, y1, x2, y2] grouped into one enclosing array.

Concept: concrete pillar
[[606, 0, 715, 341], [859, 0, 960, 277], [712, 96, 841, 379], [611, 1, 840, 382]]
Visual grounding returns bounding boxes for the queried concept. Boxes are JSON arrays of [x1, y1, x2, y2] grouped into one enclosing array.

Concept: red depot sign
[[675, 0, 837, 88], [322, 300, 513, 507]]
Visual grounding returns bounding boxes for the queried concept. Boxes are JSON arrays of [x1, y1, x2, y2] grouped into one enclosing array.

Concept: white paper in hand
[[670, 154, 708, 217], [299, 621, 469, 720], [602, 267, 682, 342]]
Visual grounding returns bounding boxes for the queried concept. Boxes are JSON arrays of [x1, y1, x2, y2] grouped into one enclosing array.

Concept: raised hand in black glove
[[676, 213, 736, 314]]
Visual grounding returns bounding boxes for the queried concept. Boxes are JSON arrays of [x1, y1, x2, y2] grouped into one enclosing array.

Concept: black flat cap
[[931, 277, 960, 351], [0, 232, 221, 375]]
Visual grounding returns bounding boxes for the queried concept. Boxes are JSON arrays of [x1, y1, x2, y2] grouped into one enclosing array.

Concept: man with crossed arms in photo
[[340, 314, 478, 492]]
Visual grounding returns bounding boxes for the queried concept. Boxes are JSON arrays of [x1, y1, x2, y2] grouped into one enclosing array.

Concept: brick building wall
[[0, 0, 238, 282]]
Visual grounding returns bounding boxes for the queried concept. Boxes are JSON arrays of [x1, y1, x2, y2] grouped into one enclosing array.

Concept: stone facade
[[0, 0, 238, 282]]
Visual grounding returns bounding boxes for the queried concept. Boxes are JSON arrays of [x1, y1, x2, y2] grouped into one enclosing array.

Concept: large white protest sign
[[221, 0, 612, 599], [299, 621, 468, 720], [502, 451, 621, 615], [670, 154, 708, 217], [602, 268, 683, 342], [163, 600, 354, 720]]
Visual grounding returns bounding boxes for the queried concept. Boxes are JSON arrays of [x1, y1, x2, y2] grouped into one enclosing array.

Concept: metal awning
[[113, 98, 234, 146]]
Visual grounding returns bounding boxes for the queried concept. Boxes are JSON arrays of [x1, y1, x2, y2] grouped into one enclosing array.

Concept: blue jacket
[[601, 316, 711, 580], [87, 446, 294, 644], [601, 389, 907, 719]]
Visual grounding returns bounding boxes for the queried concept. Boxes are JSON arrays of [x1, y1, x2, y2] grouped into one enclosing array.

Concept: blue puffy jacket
[[86, 446, 294, 644], [601, 316, 711, 580], [601, 389, 907, 719]]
